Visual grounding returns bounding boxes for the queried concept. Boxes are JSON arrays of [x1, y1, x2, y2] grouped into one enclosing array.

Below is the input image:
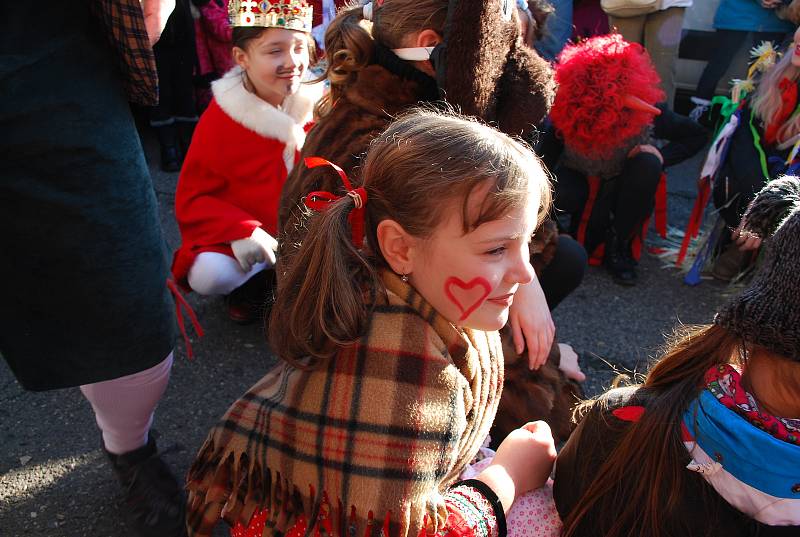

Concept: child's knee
[[187, 252, 244, 295], [624, 153, 662, 193]]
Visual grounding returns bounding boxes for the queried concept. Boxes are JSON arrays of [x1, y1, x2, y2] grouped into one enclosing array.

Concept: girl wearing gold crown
[[171, 0, 322, 323]]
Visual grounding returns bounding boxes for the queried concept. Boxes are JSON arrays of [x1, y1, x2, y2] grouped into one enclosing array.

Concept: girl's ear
[[376, 219, 416, 275], [232, 46, 249, 70], [415, 29, 443, 48]]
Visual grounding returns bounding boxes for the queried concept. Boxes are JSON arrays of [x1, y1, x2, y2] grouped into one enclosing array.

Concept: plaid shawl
[[186, 271, 504, 537], [91, 0, 159, 106]]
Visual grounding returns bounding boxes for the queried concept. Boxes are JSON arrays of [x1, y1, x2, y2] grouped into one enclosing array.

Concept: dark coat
[[0, 2, 175, 390], [554, 386, 800, 537]]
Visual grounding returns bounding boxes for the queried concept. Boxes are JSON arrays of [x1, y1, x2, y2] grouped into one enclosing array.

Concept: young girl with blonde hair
[[186, 109, 561, 537], [712, 28, 800, 253]]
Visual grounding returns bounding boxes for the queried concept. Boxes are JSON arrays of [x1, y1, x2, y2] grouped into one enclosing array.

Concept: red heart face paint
[[444, 276, 493, 322]]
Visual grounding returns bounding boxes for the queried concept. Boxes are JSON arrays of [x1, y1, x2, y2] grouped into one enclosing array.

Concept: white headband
[[362, 1, 374, 21]]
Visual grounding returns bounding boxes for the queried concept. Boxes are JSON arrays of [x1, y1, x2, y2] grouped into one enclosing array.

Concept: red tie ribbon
[[303, 157, 368, 249]]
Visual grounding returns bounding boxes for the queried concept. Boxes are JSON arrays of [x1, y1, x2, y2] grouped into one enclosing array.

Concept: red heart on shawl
[[444, 277, 492, 322]]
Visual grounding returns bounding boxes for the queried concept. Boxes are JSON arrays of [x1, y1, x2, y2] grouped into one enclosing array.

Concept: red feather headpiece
[[550, 34, 664, 160]]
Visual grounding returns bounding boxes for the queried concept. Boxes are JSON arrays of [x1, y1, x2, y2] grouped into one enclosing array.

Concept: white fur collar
[[212, 66, 323, 172]]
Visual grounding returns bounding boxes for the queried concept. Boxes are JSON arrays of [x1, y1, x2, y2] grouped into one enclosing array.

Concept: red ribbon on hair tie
[[303, 157, 368, 248]]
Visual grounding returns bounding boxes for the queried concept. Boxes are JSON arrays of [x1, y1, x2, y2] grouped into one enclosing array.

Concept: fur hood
[[212, 66, 323, 172], [439, 0, 555, 135]]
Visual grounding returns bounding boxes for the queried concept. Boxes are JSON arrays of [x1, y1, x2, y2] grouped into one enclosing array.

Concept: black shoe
[[105, 437, 187, 537], [225, 269, 276, 325], [160, 145, 182, 173], [604, 231, 637, 286]]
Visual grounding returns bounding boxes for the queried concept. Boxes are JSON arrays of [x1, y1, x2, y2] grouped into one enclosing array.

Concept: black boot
[[154, 123, 182, 173], [176, 119, 197, 158], [105, 437, 187, 537], [604, 229, 637, 286]]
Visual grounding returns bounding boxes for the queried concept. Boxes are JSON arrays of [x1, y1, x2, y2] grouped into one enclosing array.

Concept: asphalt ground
[[0, 126, 729, 536]]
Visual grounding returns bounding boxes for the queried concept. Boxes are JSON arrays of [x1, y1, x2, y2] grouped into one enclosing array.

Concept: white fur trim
[[212, 66, 323, 172]]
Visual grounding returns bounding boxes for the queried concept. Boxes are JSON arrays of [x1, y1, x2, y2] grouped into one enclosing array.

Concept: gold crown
[[228, 0, 313, 32]]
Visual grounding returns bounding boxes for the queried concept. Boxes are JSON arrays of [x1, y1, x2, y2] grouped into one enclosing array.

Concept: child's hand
[[557, 343, 586, 382], [732, 223, 762, 251], [508, 278, 554, 371], [628, 144, 664, 165], [475, 421, 557, 512], [141, 0, 176, 45], [230, 228, 278, 272]]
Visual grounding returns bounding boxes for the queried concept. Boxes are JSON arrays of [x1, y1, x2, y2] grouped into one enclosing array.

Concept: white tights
[[80, 352, 173, 455], [187, 251, 269, 296]]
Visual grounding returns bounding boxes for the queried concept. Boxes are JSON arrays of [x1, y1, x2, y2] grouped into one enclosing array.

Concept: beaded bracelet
[[452, 479, 507, 537]]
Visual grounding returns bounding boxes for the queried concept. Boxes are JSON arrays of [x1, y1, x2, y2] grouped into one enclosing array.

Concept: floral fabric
[[704, 363, 800, 445]]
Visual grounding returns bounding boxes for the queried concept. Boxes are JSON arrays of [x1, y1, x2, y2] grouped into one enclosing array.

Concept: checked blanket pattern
[[187, 271, 504, 537]]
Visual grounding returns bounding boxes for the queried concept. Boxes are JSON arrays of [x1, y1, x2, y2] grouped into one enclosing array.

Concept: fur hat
[[434, 0, 555, 136], [715, 176, 800, 361]]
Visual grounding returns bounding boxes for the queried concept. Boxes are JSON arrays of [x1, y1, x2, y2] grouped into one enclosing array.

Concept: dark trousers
[[695, 30, 787, 100], [150, 0, 197, 140], [539, 234, 587, 310], [554, 153, 662, 254], [151, 44, 197, 125]]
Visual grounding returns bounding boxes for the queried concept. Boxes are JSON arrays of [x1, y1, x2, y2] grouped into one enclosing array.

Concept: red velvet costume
[[171, 67, 320, 290]]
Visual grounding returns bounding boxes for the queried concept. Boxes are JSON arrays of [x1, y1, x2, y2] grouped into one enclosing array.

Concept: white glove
[[230, 227, 278, 272]]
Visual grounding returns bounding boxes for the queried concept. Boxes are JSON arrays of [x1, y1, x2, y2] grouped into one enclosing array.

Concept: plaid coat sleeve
[[91, 0, 159, 106], [186, 273, 504, 537]]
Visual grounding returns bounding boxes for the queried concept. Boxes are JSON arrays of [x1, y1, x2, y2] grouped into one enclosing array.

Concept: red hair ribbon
[[304, 157, 368, 249]]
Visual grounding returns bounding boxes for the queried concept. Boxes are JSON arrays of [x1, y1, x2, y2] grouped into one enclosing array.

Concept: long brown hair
[[315, 0, 448, 116], [561, 323, 745, 537], [269, 108, 551, 367]]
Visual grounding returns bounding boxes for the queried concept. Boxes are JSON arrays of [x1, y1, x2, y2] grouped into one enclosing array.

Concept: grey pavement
[[0, 126, 728, 536]]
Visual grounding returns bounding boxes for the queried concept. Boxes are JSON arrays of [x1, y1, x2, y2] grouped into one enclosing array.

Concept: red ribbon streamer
[[677, 175, 712, 267], [303, 157, 368, 249], [576, 174, 602, 248], [654, 172, 668, 239], [166, 278, 204, 359]]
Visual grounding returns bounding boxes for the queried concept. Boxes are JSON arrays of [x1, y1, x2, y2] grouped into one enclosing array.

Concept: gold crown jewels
[[229, 0, 313, 32]]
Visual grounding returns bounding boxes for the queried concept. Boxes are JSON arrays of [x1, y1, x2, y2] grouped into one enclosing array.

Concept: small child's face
[[792, 26, 800, 68], [408, 183, 538, 331], [234, 28, 310, 107]]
